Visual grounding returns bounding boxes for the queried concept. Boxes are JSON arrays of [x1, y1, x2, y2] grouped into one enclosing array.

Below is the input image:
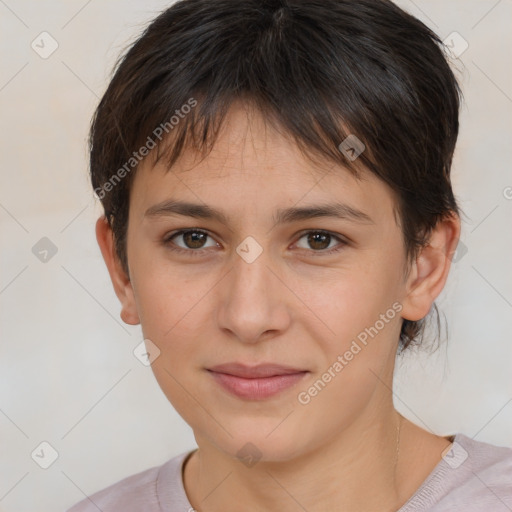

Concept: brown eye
[[181, 231, 208, 249], [307, 232, 331, 250], [295, 230, 346, 254], [165, 229, 218, 252]]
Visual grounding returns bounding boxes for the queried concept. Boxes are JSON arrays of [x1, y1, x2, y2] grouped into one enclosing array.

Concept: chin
[[203, 419, 311, 465]]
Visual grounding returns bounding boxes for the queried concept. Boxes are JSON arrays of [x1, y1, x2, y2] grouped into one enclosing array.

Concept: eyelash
[[162, 229, 347, 257]]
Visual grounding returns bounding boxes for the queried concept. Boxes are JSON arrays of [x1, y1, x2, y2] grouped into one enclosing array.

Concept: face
[[107, 101, 441, 462]]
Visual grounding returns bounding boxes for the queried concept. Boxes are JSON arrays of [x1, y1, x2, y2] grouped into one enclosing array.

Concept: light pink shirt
[[67, 433, 512, 511]]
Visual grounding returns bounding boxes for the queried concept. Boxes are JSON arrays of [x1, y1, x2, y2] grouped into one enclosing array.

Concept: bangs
[[147, 92, 366, 181]]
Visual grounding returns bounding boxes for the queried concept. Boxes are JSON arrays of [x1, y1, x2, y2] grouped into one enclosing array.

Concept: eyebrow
[[144, 199, 374, 225]]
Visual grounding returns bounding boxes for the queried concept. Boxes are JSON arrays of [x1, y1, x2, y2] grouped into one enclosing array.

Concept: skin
[[96, 100, 461, 512]]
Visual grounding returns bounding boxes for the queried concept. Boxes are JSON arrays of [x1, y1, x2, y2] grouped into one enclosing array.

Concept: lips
[[206, 362, 309, 400], [207, 362, 307, 378]]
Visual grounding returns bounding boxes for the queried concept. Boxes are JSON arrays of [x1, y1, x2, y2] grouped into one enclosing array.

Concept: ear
[[401, 213, 461, 321], [95, 216, 140, 325]]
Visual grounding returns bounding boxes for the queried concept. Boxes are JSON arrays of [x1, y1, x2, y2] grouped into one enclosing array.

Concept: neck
[[184, 408, 415, 512]]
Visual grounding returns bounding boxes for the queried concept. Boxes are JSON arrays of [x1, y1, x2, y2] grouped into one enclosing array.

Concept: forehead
[[130, 101, 397, 222]]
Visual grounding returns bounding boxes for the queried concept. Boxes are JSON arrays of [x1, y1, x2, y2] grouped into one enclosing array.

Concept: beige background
[[0, 1, 511, 510]]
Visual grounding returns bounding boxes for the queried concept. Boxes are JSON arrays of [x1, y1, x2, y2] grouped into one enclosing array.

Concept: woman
[[69, 0, 512, 510]]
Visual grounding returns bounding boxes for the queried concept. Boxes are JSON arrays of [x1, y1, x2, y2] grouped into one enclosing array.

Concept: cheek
[[295, 259, 403, 348], [130, 256, 207, 351], [290, 270, 402, 437], [134, 269, 213, 422]]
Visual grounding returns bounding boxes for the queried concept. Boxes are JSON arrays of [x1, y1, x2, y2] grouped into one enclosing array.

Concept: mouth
[[206, 362, 309, 400]]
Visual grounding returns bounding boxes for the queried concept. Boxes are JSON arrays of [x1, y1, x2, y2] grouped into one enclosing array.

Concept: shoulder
[[450, 434, 512, 499], [402, 433, 512, 511], [66, 451, 193, 512]]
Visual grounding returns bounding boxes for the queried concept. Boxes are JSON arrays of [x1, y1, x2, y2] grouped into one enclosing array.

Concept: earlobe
[[95, 216, 141, 326], [401, 213, 461, 322]]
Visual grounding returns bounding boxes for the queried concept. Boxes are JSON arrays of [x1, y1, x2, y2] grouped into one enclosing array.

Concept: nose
[[215, 240, 291, 344]]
